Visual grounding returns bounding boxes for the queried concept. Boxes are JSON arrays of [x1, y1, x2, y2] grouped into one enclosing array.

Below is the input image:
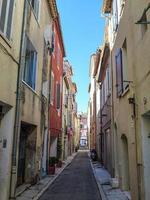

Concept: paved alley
[[39, 151, 101, 200]]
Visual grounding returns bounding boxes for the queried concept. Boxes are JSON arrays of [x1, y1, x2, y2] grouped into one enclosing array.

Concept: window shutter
[[56, 83, 60, 109], [115, 48, 123, 97]]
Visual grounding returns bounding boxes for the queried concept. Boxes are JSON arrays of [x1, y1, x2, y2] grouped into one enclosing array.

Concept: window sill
[[0, 31, 12, 48], [22, 80, 38, 95]]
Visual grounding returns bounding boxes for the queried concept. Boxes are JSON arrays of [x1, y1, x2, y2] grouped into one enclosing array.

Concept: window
[[106, 65, 111, 96], [103, 82, 105, 105], [107, 66, 110, 94], [57, 44, 60, 68], [0, 0, 14, 39], [51, 31, 55, 54], [56, 83, 60, 109], [29, 0, 40, 19], [50, 72, 54, 104], [23, 36, 37, 89]]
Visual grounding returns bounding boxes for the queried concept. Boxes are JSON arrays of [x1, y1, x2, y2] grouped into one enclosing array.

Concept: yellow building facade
[[102, 0, 150, 199]]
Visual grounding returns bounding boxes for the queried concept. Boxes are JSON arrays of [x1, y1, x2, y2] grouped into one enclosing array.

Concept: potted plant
[[56, 158, 62, 168], [48, 157, 56, 175], [56, 137, 62, 168]]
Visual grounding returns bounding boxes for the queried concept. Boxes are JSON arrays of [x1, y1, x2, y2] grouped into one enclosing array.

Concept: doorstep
[[91, 160, 131, 200]]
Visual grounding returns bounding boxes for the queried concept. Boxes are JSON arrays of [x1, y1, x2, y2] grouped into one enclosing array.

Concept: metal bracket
[[135, 3, 150, 24]]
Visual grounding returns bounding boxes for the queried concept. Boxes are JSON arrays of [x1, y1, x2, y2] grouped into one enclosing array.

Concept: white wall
[[141, 114, 150, 200]]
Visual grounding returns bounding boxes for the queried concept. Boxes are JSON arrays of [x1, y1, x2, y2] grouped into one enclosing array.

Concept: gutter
[[9, 0, 27, 198]]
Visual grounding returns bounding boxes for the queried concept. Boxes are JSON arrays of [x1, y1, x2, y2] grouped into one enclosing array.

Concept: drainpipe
[[110, 50, 116, 178], [47, 22, 54, 168], [9, 0, 27, 199]]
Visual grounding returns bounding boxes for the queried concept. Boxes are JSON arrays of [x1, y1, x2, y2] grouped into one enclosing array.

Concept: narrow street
[[39, 151, 101, 200]]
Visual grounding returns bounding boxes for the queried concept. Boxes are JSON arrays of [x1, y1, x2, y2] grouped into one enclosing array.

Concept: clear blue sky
[[56, 0, 105, 113]]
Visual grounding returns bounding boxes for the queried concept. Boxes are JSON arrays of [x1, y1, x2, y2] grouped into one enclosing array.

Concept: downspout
[[9, 0, 27, 199], [110, 49, 116, 177], [47, 21, 54, 165]]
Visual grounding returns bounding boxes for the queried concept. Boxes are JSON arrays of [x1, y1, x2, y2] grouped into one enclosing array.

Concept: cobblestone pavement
[[39, 151, 101, 200]]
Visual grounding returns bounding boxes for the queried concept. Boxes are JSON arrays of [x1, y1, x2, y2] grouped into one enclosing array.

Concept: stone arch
[[121, 134, 130, 191]]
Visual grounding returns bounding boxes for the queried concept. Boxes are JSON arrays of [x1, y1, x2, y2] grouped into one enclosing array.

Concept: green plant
[[57, 136, 62, 160], [49, 157, 57, 166]]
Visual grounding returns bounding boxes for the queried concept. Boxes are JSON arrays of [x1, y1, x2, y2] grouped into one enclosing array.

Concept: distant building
[[79, 113, 88, 147]]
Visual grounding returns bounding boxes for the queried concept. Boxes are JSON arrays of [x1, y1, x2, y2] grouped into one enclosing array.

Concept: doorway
[[121, 134, 130, 191], [17, 122, 37, 186]]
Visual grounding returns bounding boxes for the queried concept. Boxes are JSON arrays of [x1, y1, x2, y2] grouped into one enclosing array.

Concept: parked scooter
[[90, 149, 97, 161]]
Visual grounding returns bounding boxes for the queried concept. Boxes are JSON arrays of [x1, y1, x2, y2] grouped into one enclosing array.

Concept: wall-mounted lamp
[[128, 97, 135, 104], [135, 3, 150, 25]]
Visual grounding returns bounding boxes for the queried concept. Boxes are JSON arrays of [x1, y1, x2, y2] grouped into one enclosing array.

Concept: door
[[17, 130, 27, 185]]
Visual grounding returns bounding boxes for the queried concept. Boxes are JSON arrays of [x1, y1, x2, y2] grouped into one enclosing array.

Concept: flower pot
[[48, 165, 55, 175], [56, 161, 62, 168]]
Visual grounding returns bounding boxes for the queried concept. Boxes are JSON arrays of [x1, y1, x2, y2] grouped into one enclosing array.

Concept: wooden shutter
[[56, 83, 60, 109], [115, 48, 123, 97]]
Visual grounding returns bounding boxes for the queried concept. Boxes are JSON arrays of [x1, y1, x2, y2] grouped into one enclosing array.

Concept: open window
[[23, 36, 37, 90]]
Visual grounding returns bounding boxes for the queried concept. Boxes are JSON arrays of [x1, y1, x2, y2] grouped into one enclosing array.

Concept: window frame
[[23, 36, 38, 90], [56, 82, 61, 110], [57, 43, 60, 68], [50, 72, 54, 105], [115, 48, 123, 97], [28, 0, 40, 21], [0, 0, 15, 40]]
